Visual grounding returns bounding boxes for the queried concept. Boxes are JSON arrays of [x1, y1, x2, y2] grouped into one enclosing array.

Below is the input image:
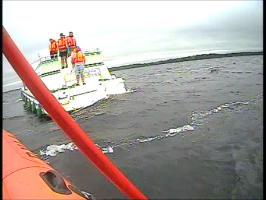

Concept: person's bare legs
[[61, 56, 64, 69], [76, 75, 80, 85], [64, 56, 68, 68], [81, 74, 85, 85]]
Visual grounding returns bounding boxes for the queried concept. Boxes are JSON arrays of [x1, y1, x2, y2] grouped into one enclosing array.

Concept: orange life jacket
[[49, 41, 58, 53], [66, 36, 76, 48], [72, 51, 85, 64], [57, 38, 67, 51]]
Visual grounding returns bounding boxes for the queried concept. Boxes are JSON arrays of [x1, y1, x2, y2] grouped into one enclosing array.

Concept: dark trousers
[[50, 52, 58, 59]]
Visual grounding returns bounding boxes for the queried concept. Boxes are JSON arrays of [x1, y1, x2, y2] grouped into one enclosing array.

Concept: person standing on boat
[[71, 46, 86, 86], [66, 31, 77, 57], [49, 39, 58, 60], [57, 33, 69, 69]]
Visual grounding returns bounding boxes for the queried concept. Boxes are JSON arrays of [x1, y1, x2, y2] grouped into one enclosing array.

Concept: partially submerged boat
[[4, 27, 147, 200], [21, 49, 127, 117]]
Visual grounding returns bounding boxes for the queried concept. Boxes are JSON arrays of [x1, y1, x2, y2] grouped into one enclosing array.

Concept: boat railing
[[32, 56, 58, 71], [32, 50, 102, 71]]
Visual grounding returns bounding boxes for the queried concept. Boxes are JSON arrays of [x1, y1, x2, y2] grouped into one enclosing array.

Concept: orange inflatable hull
[[2, 130, 92, 200]]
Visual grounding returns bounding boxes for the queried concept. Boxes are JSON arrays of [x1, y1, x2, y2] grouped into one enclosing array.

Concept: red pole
[[2, 26, 147, 200]]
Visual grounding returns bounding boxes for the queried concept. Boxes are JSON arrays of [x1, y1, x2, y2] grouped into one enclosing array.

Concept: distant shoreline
[[109, 51, 263, 72], [3, 51, 263, 94]]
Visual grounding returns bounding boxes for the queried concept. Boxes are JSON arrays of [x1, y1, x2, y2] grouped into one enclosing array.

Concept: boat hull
[[21, 63, 127, 117], [2, 130, 93, 199]]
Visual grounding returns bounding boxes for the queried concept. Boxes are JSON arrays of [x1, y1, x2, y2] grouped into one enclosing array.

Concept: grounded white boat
[[21, 49, 127, 117]]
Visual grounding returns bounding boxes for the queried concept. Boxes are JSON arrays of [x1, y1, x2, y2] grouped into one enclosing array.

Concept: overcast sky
[[3, 1, 263, 85]]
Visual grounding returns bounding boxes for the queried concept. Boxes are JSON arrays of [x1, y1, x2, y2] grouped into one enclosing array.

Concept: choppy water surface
[[3, 55, 263, 199]]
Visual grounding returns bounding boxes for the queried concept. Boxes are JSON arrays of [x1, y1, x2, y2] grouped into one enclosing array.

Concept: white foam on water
[[125, 89, 140, 94], [40, 142, 114, 158], [40, 94, 263, 160], [162, 125, 195, 138], [101, 146, 114, 154], [137, 136, 158, 143], [40, 142, 78, 157]]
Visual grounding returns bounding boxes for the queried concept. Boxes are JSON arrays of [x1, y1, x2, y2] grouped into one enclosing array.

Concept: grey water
[[3, 55, 263, 199]]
